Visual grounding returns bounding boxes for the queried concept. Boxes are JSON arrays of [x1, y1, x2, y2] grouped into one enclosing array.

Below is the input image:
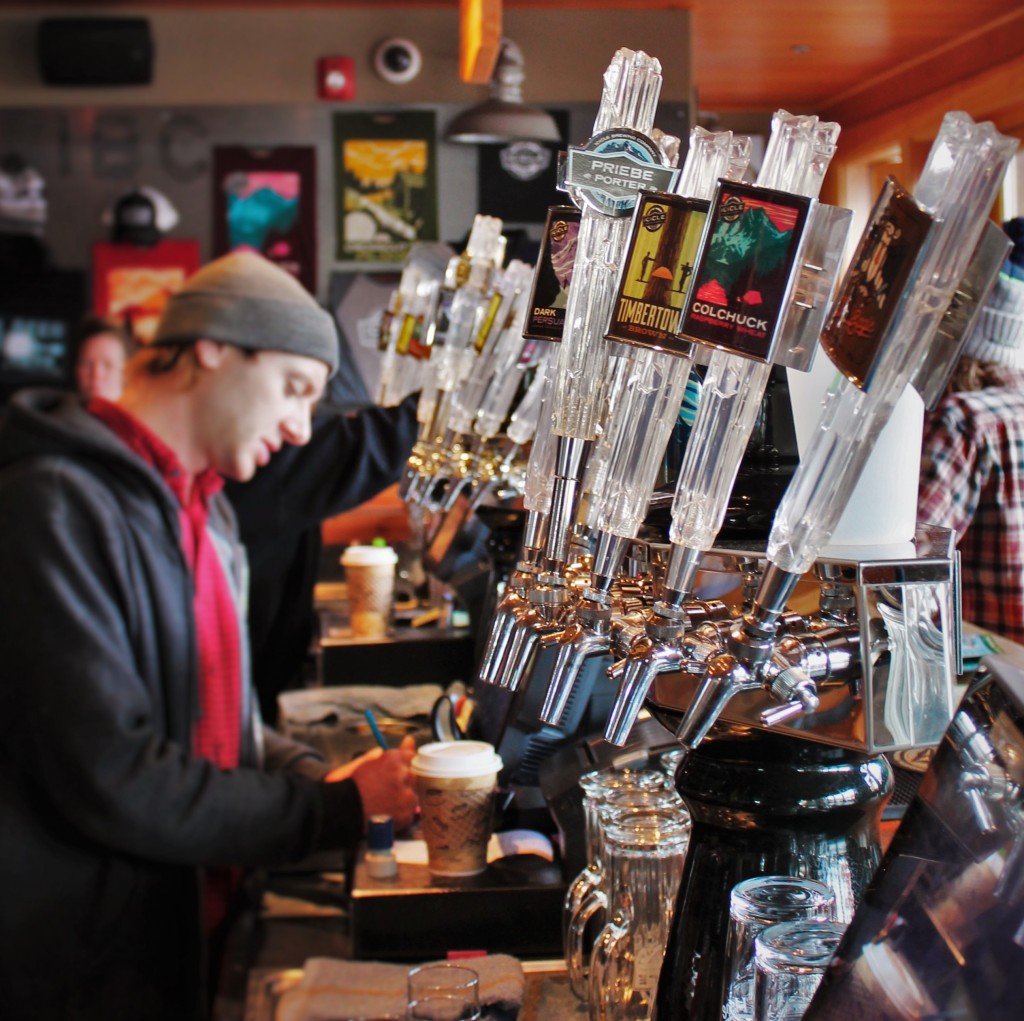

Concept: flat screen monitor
[[805, 655, 1024, 1019], [0, 269, 85, 401]]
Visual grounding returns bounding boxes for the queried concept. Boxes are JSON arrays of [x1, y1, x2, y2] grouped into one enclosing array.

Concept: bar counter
[[214, 853, 583, 1021]]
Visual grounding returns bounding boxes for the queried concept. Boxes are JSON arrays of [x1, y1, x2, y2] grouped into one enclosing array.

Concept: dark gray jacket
[[0, 389, 362, 1021]]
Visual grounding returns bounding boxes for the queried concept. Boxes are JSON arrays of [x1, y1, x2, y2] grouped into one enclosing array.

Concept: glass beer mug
[[585, 809, 691, 1021], [563, 767, 669, 997]]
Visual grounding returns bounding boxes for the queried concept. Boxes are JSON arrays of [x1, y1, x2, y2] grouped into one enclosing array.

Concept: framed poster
[[212, 146, 317, 293], [333, 110, 439, 264], [0, 269, 85, 400], [92, 240, 200, 343]]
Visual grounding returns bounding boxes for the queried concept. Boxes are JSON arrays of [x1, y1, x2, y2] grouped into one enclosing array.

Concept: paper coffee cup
[[411, 741, 503, 877], [341, 544, 397, 639]]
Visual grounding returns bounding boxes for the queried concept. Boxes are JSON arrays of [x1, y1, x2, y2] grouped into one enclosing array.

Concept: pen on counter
[[364, 707, 389, 750]]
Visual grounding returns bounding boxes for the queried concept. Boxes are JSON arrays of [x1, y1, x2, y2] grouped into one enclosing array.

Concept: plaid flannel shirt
[[917, 367, 1024, 644]]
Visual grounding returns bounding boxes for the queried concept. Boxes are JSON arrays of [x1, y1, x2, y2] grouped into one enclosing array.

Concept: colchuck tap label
[[606, 192, 708, 356], [679, 181, 812, 362]]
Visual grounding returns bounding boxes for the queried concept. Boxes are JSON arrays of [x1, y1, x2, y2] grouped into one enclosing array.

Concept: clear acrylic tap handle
[[768, 113, 1019, 576], [524, 355, 560, 515], [552, 49, 664, 442]]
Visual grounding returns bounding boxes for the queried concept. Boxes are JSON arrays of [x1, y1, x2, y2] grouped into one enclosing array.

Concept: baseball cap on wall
[[106, 186, 180, 247]]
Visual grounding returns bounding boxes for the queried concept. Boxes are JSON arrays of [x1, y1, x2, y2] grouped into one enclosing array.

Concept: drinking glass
[[586, 810, 691, 1021], [753, 920, 846, 1020], [722, 876, 835, 1021], [563, 767, 667, 996], [659, 747, 686, 783], [406, 963, 480, 1021], [567, 783, 681, 999]]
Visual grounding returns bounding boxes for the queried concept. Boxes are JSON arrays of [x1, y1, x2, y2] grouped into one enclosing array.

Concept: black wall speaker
[[37, 17, 154, 87]]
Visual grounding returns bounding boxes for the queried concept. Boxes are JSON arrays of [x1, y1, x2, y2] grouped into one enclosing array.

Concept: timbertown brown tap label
[[678, 181, 812, 362], [605, 192, 708, 357]]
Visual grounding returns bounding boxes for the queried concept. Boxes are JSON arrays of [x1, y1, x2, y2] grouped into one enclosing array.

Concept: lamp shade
[[446, 38, 560, 145]]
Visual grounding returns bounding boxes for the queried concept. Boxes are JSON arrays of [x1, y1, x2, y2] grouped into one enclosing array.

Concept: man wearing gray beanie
[[152, 249, 341, 372], [0, 251, 417, 1021], [918, 220, 1024, 644]]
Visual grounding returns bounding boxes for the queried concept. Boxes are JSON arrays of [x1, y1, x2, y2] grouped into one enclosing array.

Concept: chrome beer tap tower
[[385, 44, 1019, 1021]]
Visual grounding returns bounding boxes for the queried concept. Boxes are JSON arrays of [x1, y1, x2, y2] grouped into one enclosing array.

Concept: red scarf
[[89, 398, 242, 930]]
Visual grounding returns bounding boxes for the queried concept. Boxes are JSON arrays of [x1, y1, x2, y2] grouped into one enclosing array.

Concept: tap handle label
[[564, 128, 678, 218], [524, 204, 581, 342], [820, 175, 935, 391], [605, 191, 707, 358], [677, 180, 812, 363]]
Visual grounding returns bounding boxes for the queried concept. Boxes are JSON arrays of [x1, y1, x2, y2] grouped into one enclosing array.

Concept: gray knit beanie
[[152, 251, 338, 374], [962, 271, 1024, 370]]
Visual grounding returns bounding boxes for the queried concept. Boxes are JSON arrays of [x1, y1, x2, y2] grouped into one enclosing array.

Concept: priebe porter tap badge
[[564, 128, 678, 218]]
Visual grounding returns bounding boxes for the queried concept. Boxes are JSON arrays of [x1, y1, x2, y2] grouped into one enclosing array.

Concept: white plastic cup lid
[[411, 740, 503, 778], [341, 544, 398, 567]]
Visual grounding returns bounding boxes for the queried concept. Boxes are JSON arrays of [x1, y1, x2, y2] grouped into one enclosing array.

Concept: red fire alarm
[[317, 56, 356, 100]]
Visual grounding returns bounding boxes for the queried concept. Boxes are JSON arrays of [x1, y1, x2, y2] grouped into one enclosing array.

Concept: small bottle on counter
[[366, 814, 398, 879]]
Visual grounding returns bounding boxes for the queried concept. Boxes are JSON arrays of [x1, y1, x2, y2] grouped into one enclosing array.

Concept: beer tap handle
[[505, 352, 551, 443], [960, 769, 999, 837], [449, 260, 536, 437], [662, 113, 836, 576], [597, 350, 697, 544], [767, 113, 1018, 578], [669, 353, 774, 556], [546, 50, 666, 568], [523, 355, 559, 519], [760, 700, 809, 728], [580, 125, 743, 549]]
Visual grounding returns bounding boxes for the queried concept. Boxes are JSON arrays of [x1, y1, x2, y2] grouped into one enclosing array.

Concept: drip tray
[[349, 850, 565, 961]]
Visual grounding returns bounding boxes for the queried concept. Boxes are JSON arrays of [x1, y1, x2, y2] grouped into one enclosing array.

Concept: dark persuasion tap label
[[524, 205, 581, 342], [678, 181, 812, 362], [821, 176, 935, 391], [605, 192, 707, 356]]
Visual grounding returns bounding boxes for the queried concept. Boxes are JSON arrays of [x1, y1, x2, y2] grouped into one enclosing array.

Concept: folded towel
[[276, 953, 525, 1021]]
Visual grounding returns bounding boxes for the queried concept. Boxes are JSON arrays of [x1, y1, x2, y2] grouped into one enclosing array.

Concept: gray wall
[[0, 6, 693, 300], [0, 6, 692, 107]]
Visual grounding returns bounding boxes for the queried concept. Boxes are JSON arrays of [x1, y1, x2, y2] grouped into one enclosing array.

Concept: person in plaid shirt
[[918, 218, 1024, 644]]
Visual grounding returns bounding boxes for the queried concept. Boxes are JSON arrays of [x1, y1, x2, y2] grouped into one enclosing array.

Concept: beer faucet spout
[[538, 613, 612, 725], [476, 590, 528, 686], [491, 575, 573, 692], [675, 651, 763, 750], [604, 635, 685, 746]]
